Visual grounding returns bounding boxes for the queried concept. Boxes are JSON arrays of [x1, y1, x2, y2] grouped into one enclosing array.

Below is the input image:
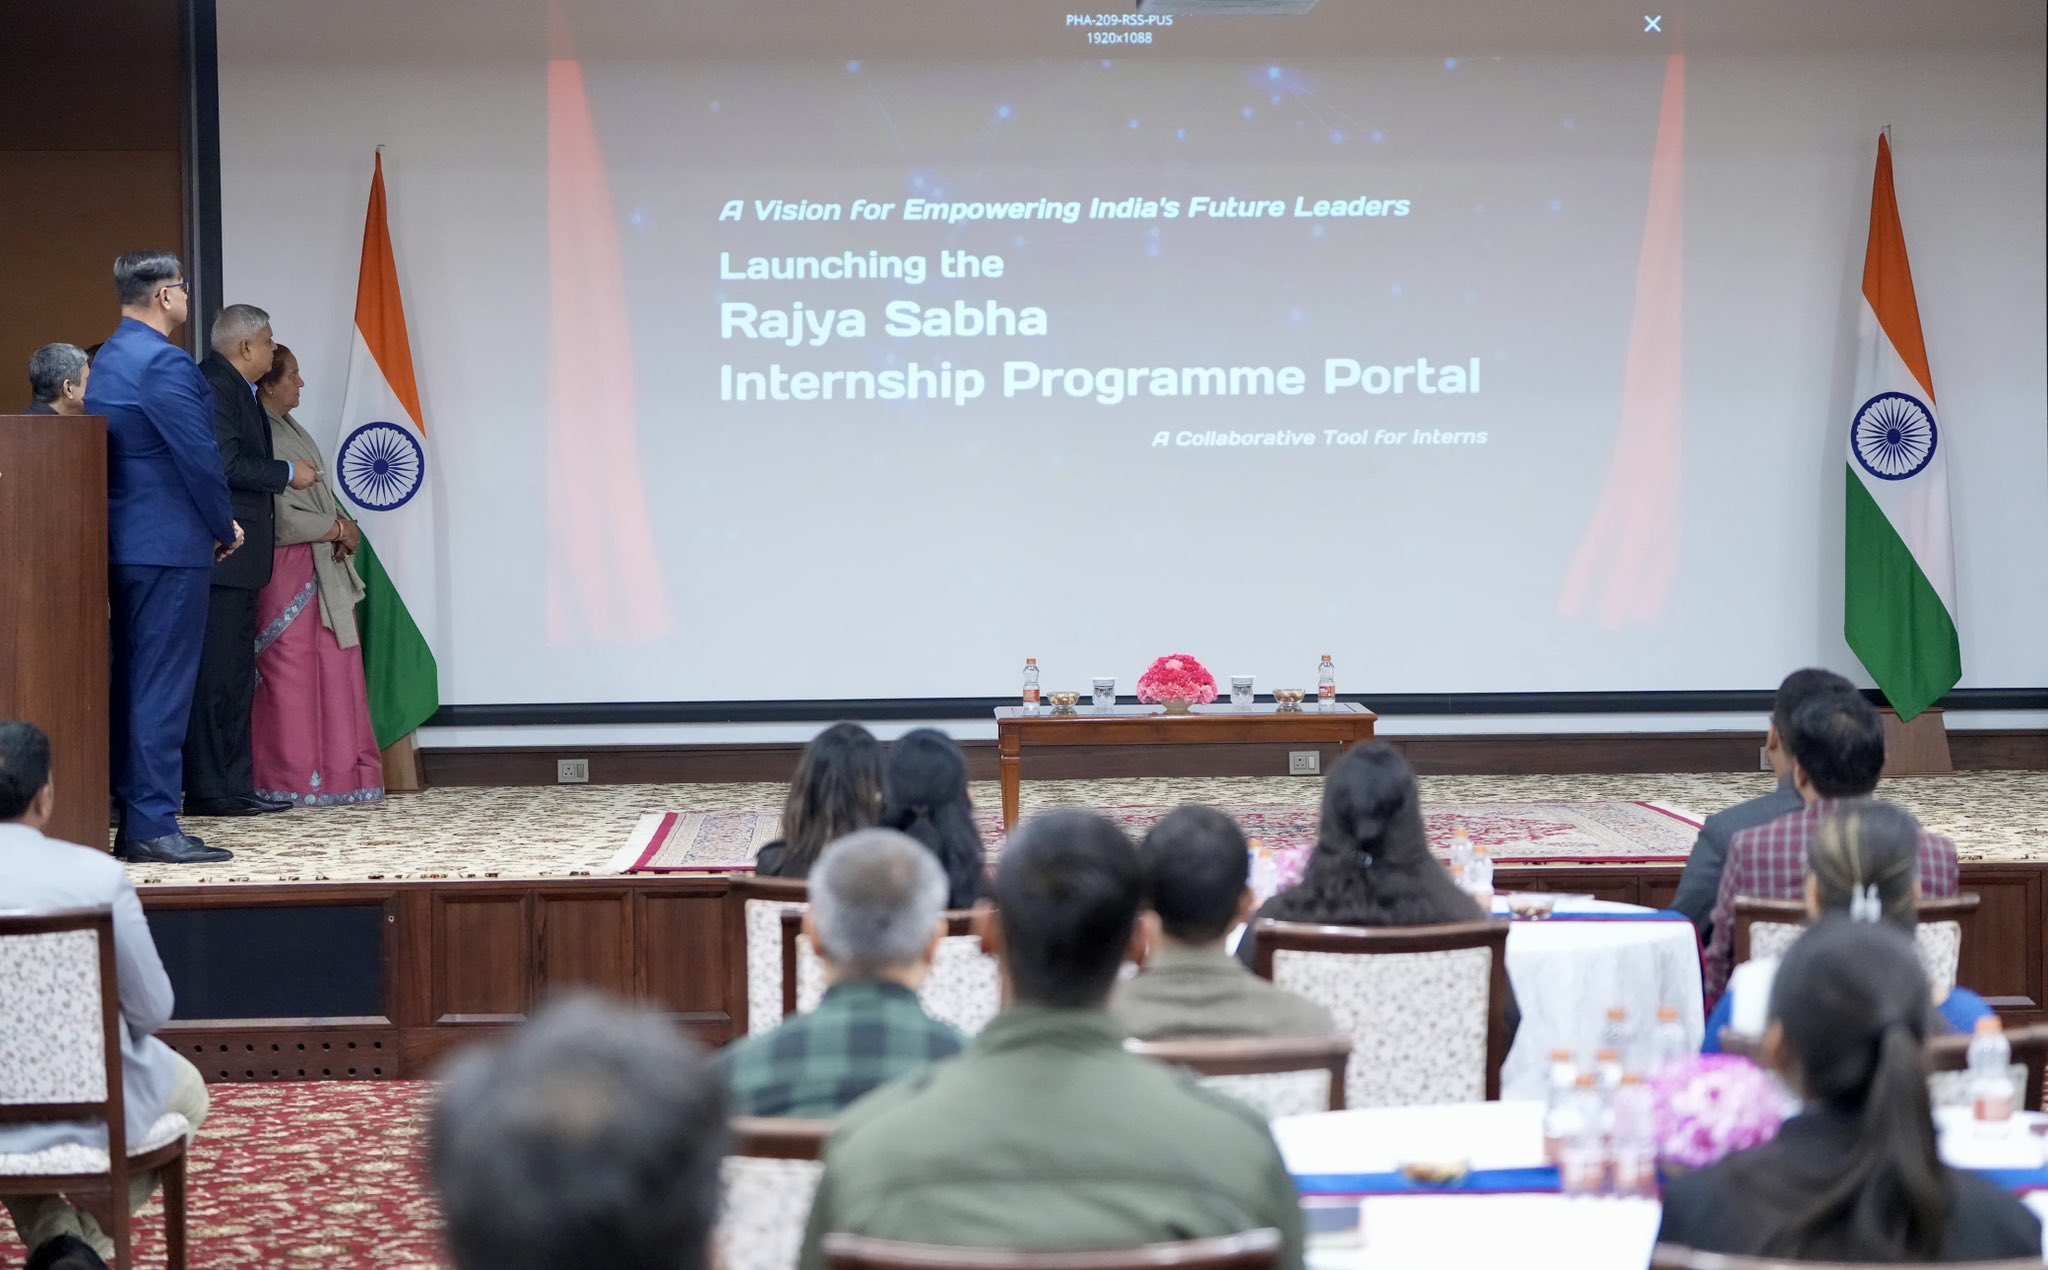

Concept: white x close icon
[[1644, 15, 1664, 32]]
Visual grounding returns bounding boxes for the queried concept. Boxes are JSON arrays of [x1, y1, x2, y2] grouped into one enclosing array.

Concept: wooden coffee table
[[993, 702, 1378, 830]]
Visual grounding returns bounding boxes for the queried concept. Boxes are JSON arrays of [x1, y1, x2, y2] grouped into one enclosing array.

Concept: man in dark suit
[[1670, 667, 1855, 941], [87, 252, 242, 863], [186, 304, 315, 816], [23, 343, 91, 415]]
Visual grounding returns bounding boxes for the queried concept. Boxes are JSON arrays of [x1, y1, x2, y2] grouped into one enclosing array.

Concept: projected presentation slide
[[218, 0, 2048, 705]]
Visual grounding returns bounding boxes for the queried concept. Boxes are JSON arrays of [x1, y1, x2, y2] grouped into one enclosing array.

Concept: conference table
[[993, 702, 1378, 830], [1488, 898, 1705, 1100], [1276, 1101, 2048, 1268]]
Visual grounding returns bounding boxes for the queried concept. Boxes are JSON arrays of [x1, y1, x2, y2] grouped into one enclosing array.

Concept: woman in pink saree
[[251, 345, 384, 805]]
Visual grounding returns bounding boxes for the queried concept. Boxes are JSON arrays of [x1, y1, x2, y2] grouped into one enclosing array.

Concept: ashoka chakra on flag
[[1851, 390, 1938, 482], [338, 421, 426, 511]]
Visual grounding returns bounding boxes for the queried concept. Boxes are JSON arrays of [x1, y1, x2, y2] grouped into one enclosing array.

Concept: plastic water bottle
[[1558, 1073, 1610, 1196], [1650, 1005, 1689, 1072], [1021, 658, 1041, 714], [1247, 841, 1280, 903], [1316, 654, 1337, 713], [1542, 1050, 1579, 1165], [1600, 1007, 1634, 1078], [1608, 1074, 1659, 1197], [1969, 1016, 2015, 1128], [1467, 845, 1495, 910], [1449, 826, 1475, 874]]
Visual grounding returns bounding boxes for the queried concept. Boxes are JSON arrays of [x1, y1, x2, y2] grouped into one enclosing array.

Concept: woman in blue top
[[1704, 800, 1990, 1053]]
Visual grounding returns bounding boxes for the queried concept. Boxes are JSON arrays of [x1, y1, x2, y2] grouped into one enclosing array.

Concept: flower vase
[[1162, 698, 1194, 715]]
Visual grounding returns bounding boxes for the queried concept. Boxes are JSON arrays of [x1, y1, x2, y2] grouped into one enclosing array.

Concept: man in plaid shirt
[[1702, 690, 1959, 1003], [720, 829, 962, 1116]]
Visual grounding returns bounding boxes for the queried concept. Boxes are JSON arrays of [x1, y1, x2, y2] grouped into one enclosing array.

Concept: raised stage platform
[[130, 771, 2048, 1082]]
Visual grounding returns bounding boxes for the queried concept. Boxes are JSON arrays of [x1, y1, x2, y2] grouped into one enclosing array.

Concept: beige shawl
[[267, 405, 367, 648]]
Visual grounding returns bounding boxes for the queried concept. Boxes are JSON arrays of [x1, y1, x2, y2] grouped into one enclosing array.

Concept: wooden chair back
[[725, 875, 811, 1035], [823, 1229, 1284, 1270], [1733, 894, 1980, 999], [0, 907, 188, 1270], [1126, 1035, 1351, 1117], [780, 908, 1004, 1035], [1249, 919, 1512, 1107], [1651, 1246, 2039, 1270], [718, 1117, 833, 1270]]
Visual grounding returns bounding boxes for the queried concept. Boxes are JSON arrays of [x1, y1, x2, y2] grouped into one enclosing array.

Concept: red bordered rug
[[613, 800, 1703, 874]]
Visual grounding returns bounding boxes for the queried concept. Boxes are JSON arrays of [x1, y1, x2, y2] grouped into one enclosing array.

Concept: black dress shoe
[[184, 795, 269, 817], [247, 794, 293, 814], [115, 832, 233, 864]]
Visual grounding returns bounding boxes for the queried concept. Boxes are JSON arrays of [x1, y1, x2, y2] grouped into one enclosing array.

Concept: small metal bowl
[[1048, 691, 1081, 715], [1272, 688, 1307, 712]]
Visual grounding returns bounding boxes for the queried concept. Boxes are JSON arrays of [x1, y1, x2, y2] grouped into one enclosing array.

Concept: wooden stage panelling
[[142, 862, 2048, 1082]]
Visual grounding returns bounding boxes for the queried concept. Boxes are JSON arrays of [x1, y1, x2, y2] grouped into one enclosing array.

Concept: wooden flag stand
[[1879, 706, 1953, 777], [382, 731, 426, 794]]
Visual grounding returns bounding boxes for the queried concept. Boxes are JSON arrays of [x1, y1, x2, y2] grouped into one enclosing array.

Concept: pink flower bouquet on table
[[1648, 1054, 1786, 1172], [1135, 654, 1219, 706]]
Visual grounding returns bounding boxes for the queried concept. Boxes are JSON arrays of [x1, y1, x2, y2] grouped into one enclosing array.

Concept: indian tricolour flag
[[1844, 132, 1961, 722], [336, 152, 441, 749]]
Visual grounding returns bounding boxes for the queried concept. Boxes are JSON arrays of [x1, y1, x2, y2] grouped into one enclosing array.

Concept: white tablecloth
[[1278, 1102, 2048, 1269], [1495, 897, 1705, 1100]]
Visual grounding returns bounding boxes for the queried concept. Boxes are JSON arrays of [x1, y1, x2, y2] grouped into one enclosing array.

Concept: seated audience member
[[1660, 920, 2041, 1261], [25, 1236, 109, 1270], [754, 722, 884, 879], [719, 829, 963, 1115], [799, 809, 1305, 1270], [431, 996, 727, 1270], [1702, 691, 1960, 1002], [1236, 744, 1488, 966], [0, 723, 211, 1263], [1672, 668, 1854, 941], [1112, 806, 1335, 1042], [1706, 800, 1990, 1052], [879, 727, 986, 909], [24, 343, 91, 415]]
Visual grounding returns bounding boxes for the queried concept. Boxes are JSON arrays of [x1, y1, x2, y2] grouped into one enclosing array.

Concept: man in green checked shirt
[[718, 829, 961, 1116]]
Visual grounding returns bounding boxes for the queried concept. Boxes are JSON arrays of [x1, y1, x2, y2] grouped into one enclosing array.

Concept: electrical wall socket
[[1288, 751, 1321, 776], [557, 758, 591, 784], [1759, 746, 1772, 772]]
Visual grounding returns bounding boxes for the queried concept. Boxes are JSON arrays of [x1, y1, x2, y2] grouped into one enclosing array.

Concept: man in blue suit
[[87, 251, 242, 863]]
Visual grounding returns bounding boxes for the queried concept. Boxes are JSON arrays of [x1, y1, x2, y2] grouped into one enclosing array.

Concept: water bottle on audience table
[[1607, 1074, 1658, 1198], [1969, 1016, 2015, 1130], [1542, 1049, 1579, 1165], [1558, 1073, 1610, 1196], [1467, 845, 1495, 909], [1021, 658, 1041, 714], [1599, 1006, 1635, 1076], [1449, 825, 1475, 874], [1316, 654, 1337, 713], [1650, 1004, 1689, 1072], [1247, 839, 1280, 903]]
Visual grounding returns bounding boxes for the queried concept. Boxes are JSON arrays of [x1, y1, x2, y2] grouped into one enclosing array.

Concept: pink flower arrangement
[[1135, 654, 1219, 706], [1647, 1054, 1786, 1171]]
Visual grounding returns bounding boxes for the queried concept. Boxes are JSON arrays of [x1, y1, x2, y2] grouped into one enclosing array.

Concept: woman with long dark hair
[[879, 728, 986, 909], [1660, 919, 2040, 1261], [752, 723, 883, 879], [1236, 743, 1483, 967]]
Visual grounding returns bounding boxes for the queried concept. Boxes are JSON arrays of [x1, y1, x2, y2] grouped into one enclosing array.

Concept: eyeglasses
[[159, 281, 189, 297]]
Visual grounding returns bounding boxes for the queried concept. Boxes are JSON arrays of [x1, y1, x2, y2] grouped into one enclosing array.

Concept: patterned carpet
[[0, 1081, 442, 1269], [126, 770, 2048, 888], [620, 800, 1705, 873]]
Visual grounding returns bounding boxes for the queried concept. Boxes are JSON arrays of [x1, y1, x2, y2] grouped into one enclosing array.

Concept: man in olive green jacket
[[799, 810, 1305, 1270]]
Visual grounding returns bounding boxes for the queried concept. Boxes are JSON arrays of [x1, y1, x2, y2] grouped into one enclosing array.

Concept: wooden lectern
[[0, 414, 110, 849]]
